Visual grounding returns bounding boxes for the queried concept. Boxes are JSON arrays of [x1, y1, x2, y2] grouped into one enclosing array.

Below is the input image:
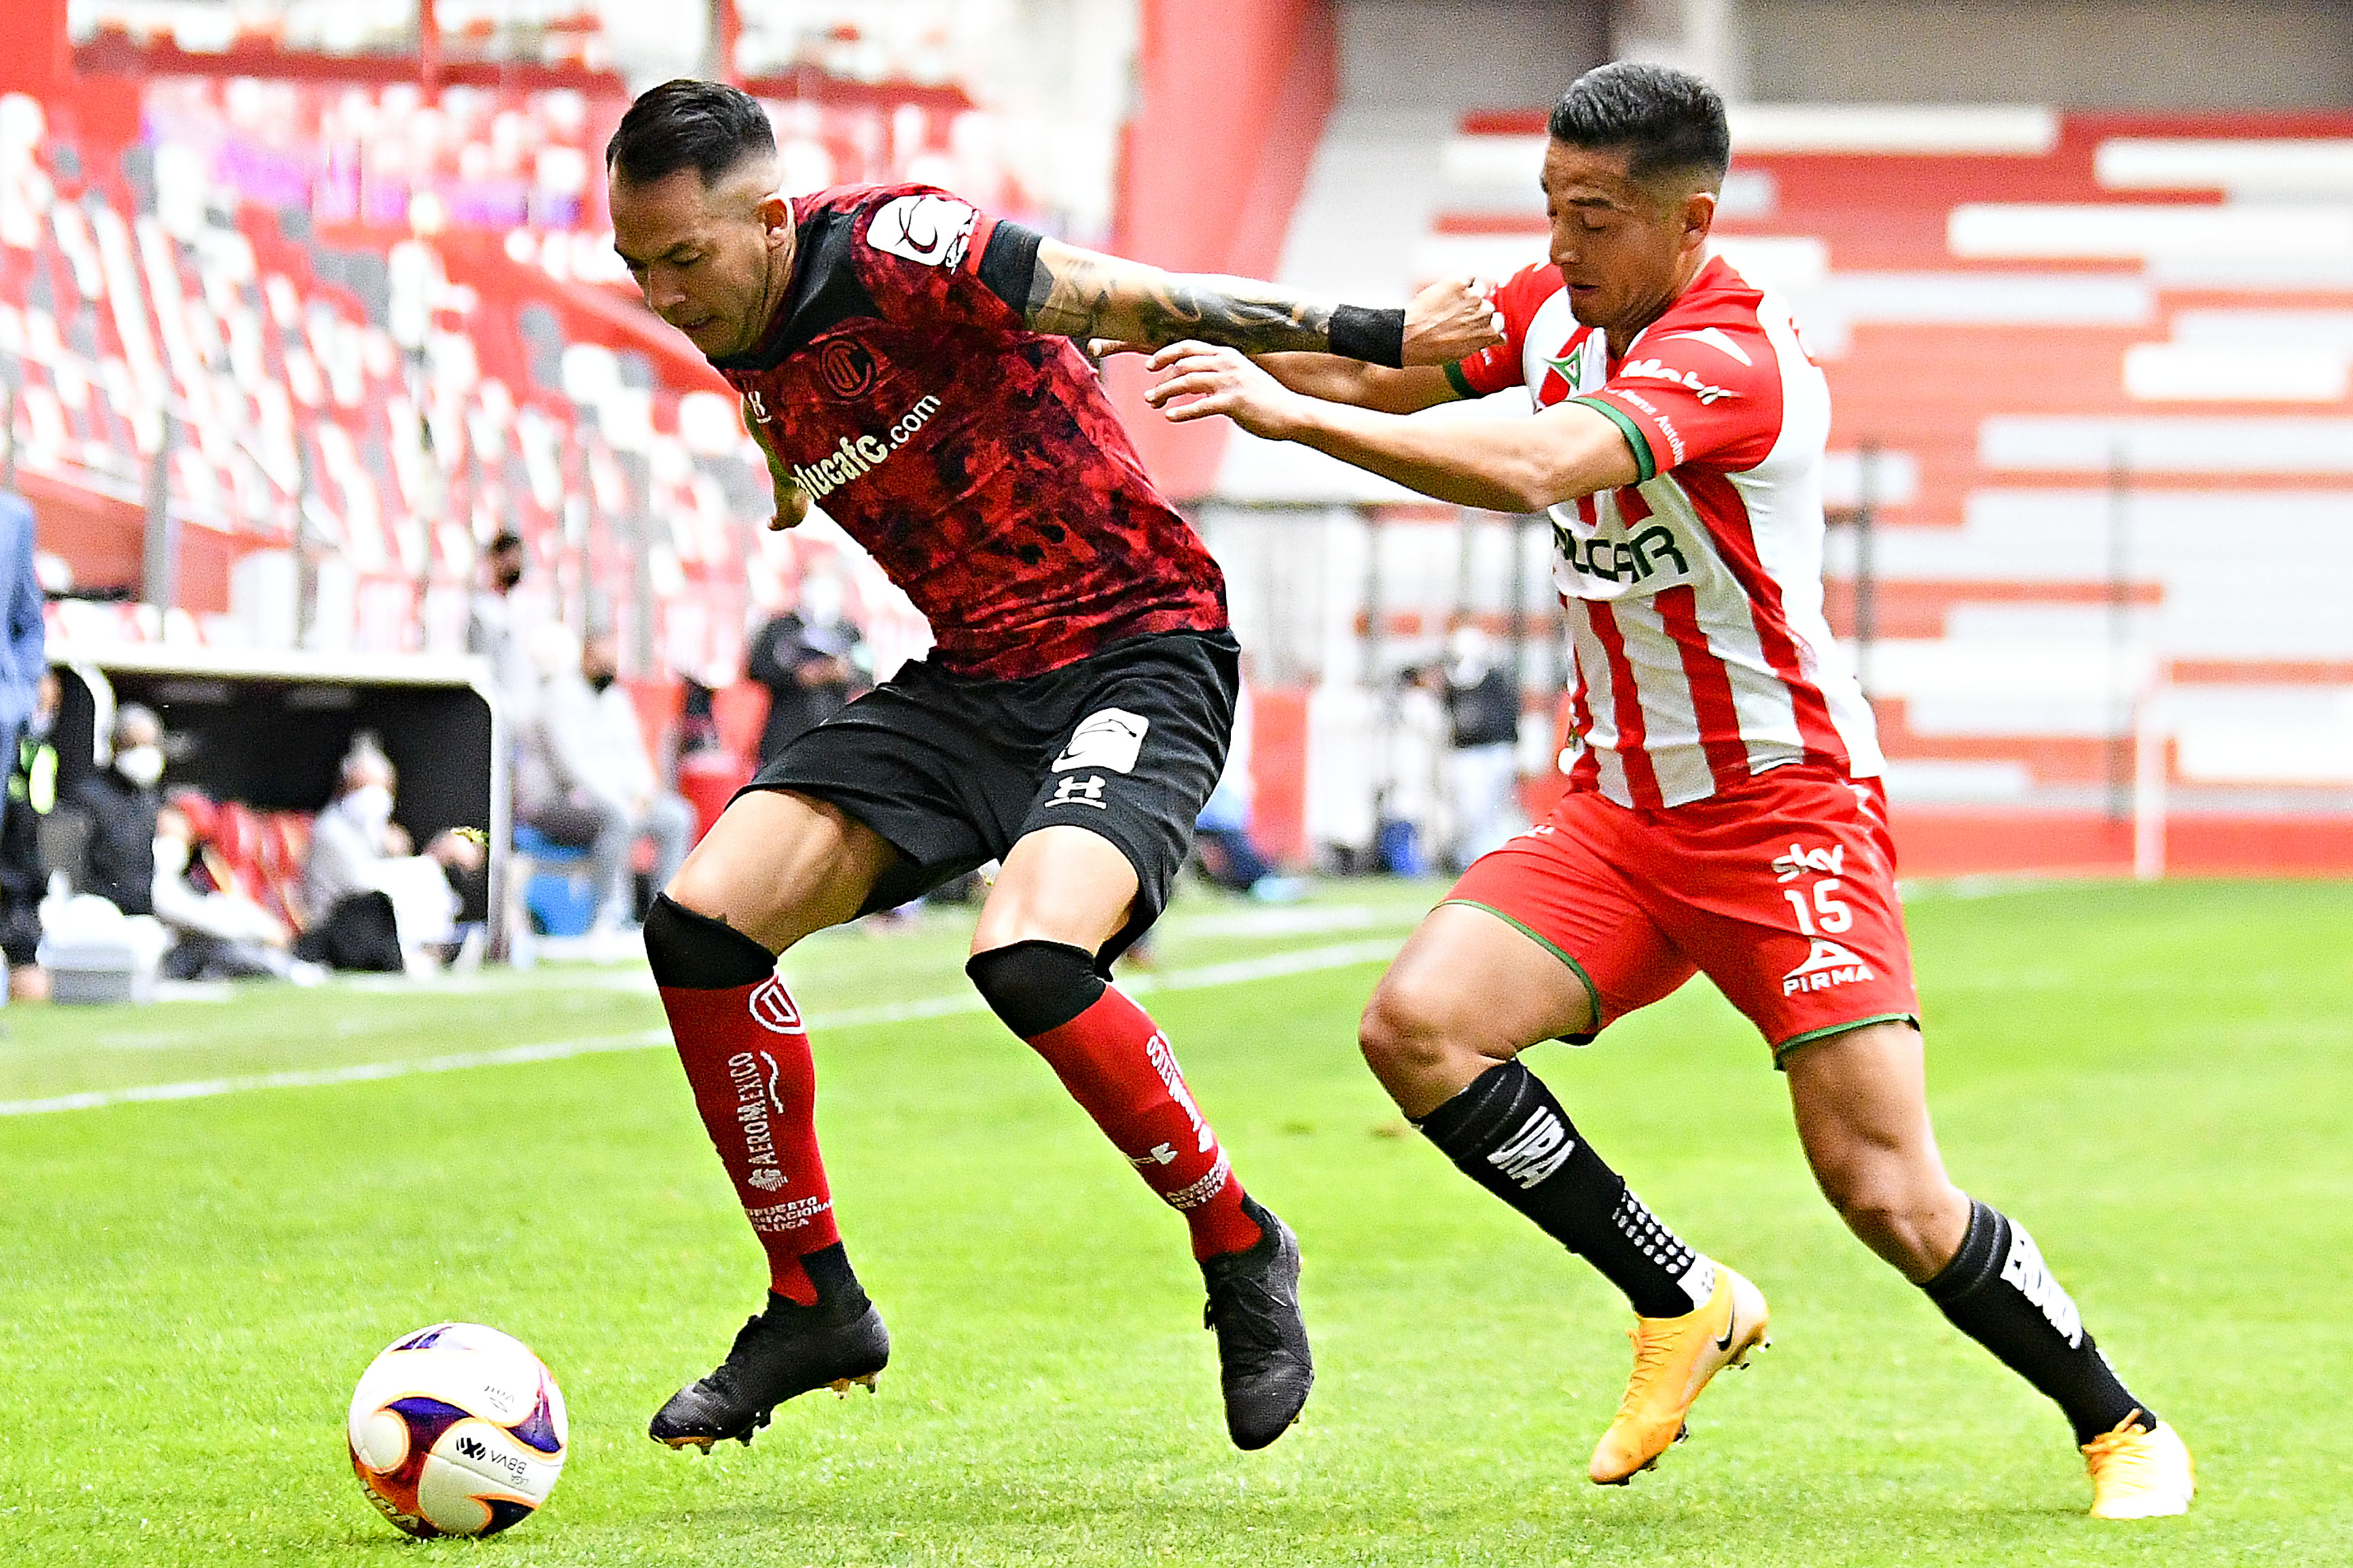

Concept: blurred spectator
[[523, 627, 694, 932], [0, 487, 41, 807], [151, 803, 323, 984], [1443, 627, 1526, 869], [1192, 680, 1303, 902], [0, 670, 60, 1000], [467, 530, 539, 731], [1380, 663, 1450, 877], [747, 571, 869, 764], [75, 704, 166, 917], [1196, 780, 1303, 902], [299, 737, 480, 970]]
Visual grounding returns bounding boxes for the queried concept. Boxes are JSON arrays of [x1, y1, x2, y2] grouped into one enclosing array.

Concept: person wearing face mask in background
[[745, 570, 869, 766], [1439, 625, 1528, 871], [300, 736, 482, 971], [75, 704, 168, 919], [467, 530, 541, 737], [524, 625, 694, 934], [149, 803, 325, 985]]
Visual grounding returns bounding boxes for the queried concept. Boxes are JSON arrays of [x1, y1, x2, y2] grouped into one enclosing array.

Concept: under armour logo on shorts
[[1049, 774, 1109, 809]]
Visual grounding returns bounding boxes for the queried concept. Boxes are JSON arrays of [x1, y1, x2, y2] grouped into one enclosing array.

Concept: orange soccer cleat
[[1589, 1264, 1770, 1485]]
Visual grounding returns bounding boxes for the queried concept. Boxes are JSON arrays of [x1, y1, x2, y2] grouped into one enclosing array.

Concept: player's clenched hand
[[770, 480, 812, 530], [1401, 275, 1504, 365], [1144, 342, 1310, 439]]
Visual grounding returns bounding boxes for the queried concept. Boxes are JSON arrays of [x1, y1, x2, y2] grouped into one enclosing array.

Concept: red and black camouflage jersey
[[711, 182, 1229, 681]]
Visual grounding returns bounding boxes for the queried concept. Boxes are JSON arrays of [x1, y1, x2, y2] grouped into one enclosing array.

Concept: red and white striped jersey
[[1449, 255, 1883, 809]]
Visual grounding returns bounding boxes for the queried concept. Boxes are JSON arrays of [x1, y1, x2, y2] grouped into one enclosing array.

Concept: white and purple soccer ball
[[347, 1322, 569, 1539]]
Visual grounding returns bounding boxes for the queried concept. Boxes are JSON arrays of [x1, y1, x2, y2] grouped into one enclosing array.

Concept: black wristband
[[1329, 304, 1406, 368]]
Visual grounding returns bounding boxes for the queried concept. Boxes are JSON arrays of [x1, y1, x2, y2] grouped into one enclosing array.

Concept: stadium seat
[[511, 822, 595, 938]]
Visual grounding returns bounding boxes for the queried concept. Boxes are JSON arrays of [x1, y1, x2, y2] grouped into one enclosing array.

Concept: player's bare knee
[[1358, 970, 1467, 1078]]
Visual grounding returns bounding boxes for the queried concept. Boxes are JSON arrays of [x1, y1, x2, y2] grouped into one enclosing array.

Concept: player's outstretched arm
[[744, 402, 812, 530], [1251, 354, 1460, 414], [1145, 342, 1636, 513], [1028, 240, 1501, 367], [1093, 278, 1493, 411]]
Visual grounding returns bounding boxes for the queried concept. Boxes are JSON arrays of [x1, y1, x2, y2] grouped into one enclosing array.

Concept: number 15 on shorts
[[1783, 877, 1852, 936]]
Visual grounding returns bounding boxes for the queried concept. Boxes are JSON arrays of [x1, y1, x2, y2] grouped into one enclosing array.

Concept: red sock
[[656, 973, 839, 1305], [1025, 985, 1263, 1260]]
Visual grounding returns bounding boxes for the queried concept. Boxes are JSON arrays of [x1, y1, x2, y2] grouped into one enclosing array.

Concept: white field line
[[0, 937, 1405, 1119]]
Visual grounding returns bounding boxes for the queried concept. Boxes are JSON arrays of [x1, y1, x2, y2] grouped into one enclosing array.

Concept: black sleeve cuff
[[1329, 304, 1406, 368], [978, 219, 1045, 313]]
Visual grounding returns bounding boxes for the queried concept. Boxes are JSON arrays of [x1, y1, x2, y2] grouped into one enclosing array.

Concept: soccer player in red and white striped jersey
[[1142, 62, 2190, 1518]]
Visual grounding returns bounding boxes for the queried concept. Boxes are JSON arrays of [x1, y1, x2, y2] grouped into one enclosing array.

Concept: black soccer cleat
[[1200, 1197, 1314, 1451], [648, 1247, 890, 1451]]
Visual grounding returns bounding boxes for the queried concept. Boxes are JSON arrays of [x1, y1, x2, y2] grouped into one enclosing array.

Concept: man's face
[[581, 635, 619, 686], [610, 161, 793, 361], [490, 545, 524, 591], [1541, 141, 1713, 340], [116, 710, 161, 754]]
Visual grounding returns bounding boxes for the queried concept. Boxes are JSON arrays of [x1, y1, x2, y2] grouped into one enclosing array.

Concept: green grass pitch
[[1, 877, 2347, 1566]]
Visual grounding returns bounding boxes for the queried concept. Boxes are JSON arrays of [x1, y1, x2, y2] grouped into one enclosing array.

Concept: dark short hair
[[489, 529, 524, 553], [605, 79, 776, 188], [1547, 62, 1729, 189]]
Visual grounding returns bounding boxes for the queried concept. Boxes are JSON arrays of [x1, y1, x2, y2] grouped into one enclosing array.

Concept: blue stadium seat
[[512, 824, 595, 937]]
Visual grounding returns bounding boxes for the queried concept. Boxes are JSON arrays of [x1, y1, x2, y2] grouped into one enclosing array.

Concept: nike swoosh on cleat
[[1712, 1316, 1736, 1353]]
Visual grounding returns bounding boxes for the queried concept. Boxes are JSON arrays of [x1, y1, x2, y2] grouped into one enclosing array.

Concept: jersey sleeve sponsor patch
[[866, 192, 980, 269], [1581, 318, 1780, 477]]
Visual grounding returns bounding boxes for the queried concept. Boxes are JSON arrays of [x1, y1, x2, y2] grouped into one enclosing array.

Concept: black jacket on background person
[[1446, 665, 1521, 750], [747, 610, 869, 763], [75, 769, 160, 917]]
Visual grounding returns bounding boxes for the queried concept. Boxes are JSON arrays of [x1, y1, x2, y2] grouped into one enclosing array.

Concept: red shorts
[[1443, 765, 1921, 1061]]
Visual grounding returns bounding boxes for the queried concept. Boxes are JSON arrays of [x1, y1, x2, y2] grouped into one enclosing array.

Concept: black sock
[[1923, 1198, 2153, 1445], [1418, 1061, 1713, 1319]]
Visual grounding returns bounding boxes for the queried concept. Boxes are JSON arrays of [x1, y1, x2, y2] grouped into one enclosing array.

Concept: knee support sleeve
[[966, 940, 1106, 1038], [643, 893, 778, 989]]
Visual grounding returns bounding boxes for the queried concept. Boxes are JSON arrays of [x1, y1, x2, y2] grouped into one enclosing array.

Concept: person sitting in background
[[0, 670, 60, 1000], [523, 626, 694, 933], [151, 803, 323, 984], [75, 704, 166, 917], [746, 570, 869, 765], [300, 737, 480, 971], [1191, 683, 1303, 902], [1194, 778, 1303, 903]]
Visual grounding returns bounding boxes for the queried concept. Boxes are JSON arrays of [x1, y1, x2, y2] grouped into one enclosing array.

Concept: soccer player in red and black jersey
[[603, 79, 1502, 1454]]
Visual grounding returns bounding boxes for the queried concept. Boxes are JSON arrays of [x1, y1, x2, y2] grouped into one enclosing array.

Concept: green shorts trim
[[1771, 1011, 1922, 1070], [1439, 898, 1603, 1044]]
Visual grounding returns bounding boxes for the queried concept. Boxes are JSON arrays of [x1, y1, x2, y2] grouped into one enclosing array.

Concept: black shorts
[[747, 630, 1240, 963]]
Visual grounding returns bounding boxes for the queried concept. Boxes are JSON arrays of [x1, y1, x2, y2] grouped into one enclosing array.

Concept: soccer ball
[[346, 1322, 569, 1538]]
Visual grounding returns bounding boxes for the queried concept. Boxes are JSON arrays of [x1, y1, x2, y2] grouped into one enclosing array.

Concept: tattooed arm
[[1026, 238, 1502, 366]]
